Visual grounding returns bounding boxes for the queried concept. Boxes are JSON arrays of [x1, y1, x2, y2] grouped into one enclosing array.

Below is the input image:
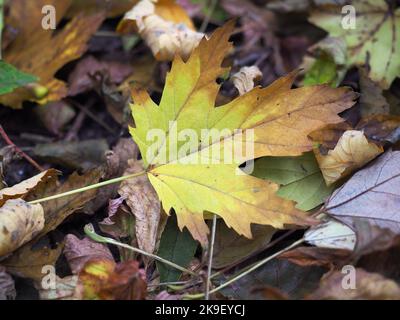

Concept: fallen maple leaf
[[326, 150, 400, 235], [309, 0, 400, 89], [0, 0, 105, 108], [129, 21, 357, 244], [0, 199, 44, 258]]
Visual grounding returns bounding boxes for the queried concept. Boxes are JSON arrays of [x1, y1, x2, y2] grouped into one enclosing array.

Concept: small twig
[[84, 224, 199, 278], [29, 170, 147, 204], [66, 99, 117, 136], [0, 125, 44, 172], [184, 238, 305, 299], [65, 109, 86, 141], [200, 0, 218, 33], [205, 214, 217, 300]]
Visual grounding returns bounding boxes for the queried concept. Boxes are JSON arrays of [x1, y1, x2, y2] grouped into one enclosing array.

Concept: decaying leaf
[[28, 168, 103, 237], [0, 0, 105, 108], [129, 22, 357, 244], [0, 199, 44, 258], [3, 243, 64, 281], [118, 160, 161, 254], [64, 234, 114, 275], [326, 150, 400, 236], [232, 66, 263, 96], [0, 169, 58, 207], [308, 269, 400, 300], [118, 0, 204, 61], [77, 259, 147, 300], [279, 246, 351, 270], [253, 152, 334, 211], [309, 0, 400, 89], [305, 218, 356, 251], [314, 130, 383, 185]]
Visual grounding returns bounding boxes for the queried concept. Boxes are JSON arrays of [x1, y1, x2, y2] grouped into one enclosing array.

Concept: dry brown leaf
[[0, 169, 58, 207], [279, 246, 351, 271], [0, 0, 105, 108], [118, 0, 204, 61], [315, 130, 383, 185], [64, 234, 114, 275], [28, 169, 103, 237], [118, 160, 161, 254], [0, 199, 44, 258], [232, 66, 263, 96], [3, 243, 64, 281], [308, 269, 400, 300]]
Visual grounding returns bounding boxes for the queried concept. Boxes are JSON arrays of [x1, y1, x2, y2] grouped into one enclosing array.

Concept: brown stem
[[0, 125, 44, 172]]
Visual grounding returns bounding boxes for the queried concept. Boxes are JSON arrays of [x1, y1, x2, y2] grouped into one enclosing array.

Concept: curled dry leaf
[[118, 160, 161, 254], [308, 269, 400, 300], [0, 169, 58, 207], [64, 234, 114, 275], [77, 259, 147, 300], [0, 199, 44, 258], [232, 66, 263, 96], [0, 0, 105, 108], [118, 0, 204, 61], [314, 130, 383, 185], [0, 266, 16, 300]]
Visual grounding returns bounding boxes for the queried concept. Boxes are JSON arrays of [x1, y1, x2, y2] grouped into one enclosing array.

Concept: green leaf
[[0, 61, 37, 95], [253, 152, 334, 211], [156, 215, 198, 282], [303, 53, 338, 87], [309, 0, 400, 89]]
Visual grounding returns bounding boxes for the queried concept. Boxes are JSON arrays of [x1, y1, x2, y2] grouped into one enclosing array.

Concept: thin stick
[[184, 238, 305, 299], [200, 0, 218, 33], [0, 125, 44, 172], [29, 170, 147, 204], [205, 214, 217, 300], [84, 224, 199, 278]]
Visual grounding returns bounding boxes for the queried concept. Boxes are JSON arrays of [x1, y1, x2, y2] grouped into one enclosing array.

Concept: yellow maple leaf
[[0, 0, 105, 108], [129, 21, 357, 244]]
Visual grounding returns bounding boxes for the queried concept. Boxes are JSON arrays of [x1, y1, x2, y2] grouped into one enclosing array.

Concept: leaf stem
[[29, 171, 147, 204], [205, 214, 217, 300], [84, 224, 199, 278], [184, 238, 305, 299]]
